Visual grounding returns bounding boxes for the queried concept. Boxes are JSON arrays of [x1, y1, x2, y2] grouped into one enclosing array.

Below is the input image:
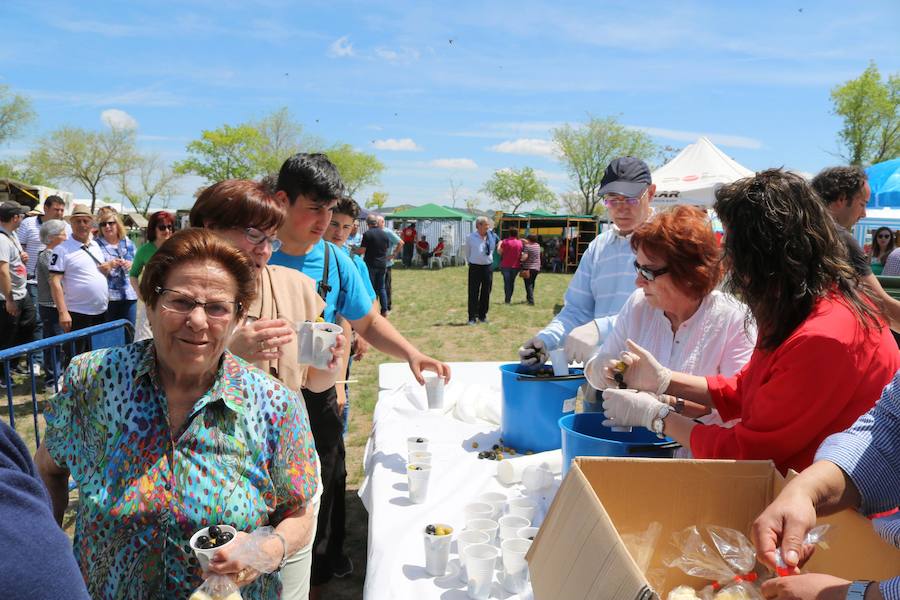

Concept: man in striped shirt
[[519, 157, 654, 366], [14, 196, 70, 372], [752, 369, 900, 600]]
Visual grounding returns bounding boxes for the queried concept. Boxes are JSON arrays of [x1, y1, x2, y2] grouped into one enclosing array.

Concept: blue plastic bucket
[[500, 363, 585, 453], [559, 412, 679, 476]]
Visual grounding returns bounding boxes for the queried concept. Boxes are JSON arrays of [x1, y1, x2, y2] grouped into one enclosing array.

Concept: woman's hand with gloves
[[601, 388, 666, 430]]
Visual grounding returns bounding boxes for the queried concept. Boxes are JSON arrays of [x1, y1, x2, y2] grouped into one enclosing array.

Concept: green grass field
[[2, 264, 574, 598]]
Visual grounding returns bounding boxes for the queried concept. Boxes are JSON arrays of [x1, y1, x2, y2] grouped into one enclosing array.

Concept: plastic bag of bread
[[188, 574, 242, 600], [664, 526, 764, 600]]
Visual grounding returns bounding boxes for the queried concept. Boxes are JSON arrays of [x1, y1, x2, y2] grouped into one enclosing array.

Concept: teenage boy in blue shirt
[[269, 153, 450, 597]]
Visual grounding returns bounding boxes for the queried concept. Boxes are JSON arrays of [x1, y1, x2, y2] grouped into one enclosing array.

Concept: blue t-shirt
[[350, 252, 377, 301], [270, 239, 373, 323]]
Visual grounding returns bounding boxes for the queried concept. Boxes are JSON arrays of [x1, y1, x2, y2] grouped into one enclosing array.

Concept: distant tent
[[651, 137, 754, 206], [389, 203, 475, 221]]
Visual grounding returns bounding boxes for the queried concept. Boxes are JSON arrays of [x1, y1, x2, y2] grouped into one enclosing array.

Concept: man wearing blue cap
[[519, 156, 655, 366]]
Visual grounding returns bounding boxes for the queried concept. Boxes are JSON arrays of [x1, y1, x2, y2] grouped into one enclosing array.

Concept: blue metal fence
[[1, 319, 132, 447]]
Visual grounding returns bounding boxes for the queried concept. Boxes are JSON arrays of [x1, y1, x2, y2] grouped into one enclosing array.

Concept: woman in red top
[[600, 169, 900, 474], [499, 228, 524, 304]]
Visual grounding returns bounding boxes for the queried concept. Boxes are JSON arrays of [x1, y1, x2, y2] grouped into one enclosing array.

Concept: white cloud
[[372, 138, 422, 151], [375, 46, 421, 63], [534, 169, 569, 182], [101, 109, 138, 130], [489, 138, 560, 158], [328, 35, 355, 58], [628, 126, 763, 150], [429, 158, 478, 170]]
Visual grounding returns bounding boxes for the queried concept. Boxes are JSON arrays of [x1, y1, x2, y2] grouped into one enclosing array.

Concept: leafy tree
[[464, 197, 480, 213], [0, 85, 35, 146], [481, 166, 556, 213], [0, 160, 55, 186], [366, 190, 388, 210], [552, 115, 656, 215], [831, 62, 900, 166], [27, 126, 138, 212], [174, 123, 265, 182], [325, 144, 384, 196], [253, 107, 321, 175], [119, 154, 180, 215]]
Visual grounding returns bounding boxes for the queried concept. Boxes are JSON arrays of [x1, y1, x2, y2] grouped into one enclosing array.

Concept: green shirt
[[129, 242, 157, 279]]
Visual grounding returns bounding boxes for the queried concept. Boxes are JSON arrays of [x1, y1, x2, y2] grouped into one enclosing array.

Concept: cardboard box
[[527, 457, 900, 600]]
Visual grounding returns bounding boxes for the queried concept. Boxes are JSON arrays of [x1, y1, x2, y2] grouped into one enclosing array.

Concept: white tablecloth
[[359, 362, 561, 600]]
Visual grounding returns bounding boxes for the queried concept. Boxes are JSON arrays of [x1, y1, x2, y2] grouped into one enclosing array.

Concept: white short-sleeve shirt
[[49, 238, 109, 315]]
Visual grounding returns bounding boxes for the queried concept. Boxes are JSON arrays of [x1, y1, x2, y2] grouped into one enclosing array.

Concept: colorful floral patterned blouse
[[44, 340, 319, 599]]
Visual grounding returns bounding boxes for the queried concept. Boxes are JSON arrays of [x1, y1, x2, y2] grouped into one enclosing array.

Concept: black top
[[0, 421, 91, 599], [361, 228, 391, 269], [837, 226, 872, 277]]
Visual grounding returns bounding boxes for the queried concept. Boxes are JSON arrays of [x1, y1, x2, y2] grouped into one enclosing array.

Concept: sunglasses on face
[[634, 260, 669, 282], [100, 221, 117, 228], [877, 234, 892, 239], [157, 224, 174, 231]]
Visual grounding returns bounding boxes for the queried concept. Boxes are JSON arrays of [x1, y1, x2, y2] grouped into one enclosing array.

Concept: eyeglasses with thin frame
[[603, 189, 648, 208], [157, 224, 174, 231], [239, 226, 282, 253], [154, 287, 240, 319], [634, 260, 669, 282]]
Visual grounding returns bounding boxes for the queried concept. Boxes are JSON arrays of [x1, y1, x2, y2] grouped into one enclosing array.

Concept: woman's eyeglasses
[[877, 234, 893, 239], [634, 260, 669, 282], [100, 221, 117, 228], [157, 224, 174, 231], [154, 287, 239, 319], [241, 227, 282, 252]]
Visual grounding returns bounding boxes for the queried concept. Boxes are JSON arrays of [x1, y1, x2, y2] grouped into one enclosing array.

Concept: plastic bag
[[664, 527, 763, 600], [189, 574, 242, 600], [772, 524, 831, 577], [229, 526, 282, 574]]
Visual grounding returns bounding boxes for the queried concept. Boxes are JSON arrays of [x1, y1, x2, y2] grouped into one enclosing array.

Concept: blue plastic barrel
[[559, 412, 679, 476], [499, 363, 585, 453]]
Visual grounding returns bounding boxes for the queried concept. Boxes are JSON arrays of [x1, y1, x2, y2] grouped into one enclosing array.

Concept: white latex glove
[[583, 352, 614, 391], [518, 337, 549, 366], [617, 339, 672, 396], [601, 388, 664, 430], [564, 321, 600, 363]]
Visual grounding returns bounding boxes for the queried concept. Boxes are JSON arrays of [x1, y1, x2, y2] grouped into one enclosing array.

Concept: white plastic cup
[[549, 348, 569, 376], [517, 526, 539, 542], [407, 463, 431, 504], [457, 529, 490, 583], [508, 498, 538, 523], [498, 515, 531, 541], [423, 372, 446, 409], [409, 450, 432, 465], [501, 538, 532, 594], [423, 523, 453, 576], [189, 524, 238, 571], [407, 436, 429, 455], [465, 518, 499, 545], [477, 491, 507, 520], [463, 502, 494, 523], [296, 321, 343, 369], [463, 543, 499, 600]]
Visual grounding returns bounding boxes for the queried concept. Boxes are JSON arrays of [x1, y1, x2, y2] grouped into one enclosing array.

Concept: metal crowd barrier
[[0, 319, 132, 447]]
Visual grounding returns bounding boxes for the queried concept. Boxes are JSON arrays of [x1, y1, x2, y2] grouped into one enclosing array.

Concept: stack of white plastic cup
[[407, 463, 431, 504], [508, 498, 538, 523], [477, 491, 507, 520], [501, 538, 532, 593], [456, 529, 490, 583], [423, 524, 453, 576], [498, 515, 531, 542]]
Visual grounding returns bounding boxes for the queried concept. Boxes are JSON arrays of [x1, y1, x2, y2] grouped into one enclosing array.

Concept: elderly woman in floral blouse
[[36, 229, 320, 599]]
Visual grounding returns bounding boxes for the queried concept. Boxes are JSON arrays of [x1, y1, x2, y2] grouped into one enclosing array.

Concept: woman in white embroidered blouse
[[585, 206, 756, 429]]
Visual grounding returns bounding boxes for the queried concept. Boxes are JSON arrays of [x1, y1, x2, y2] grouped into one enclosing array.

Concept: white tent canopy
[[651, 137, 755, 206]]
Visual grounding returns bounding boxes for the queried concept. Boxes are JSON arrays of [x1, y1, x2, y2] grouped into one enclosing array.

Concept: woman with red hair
[[585, 205, 756, 431]]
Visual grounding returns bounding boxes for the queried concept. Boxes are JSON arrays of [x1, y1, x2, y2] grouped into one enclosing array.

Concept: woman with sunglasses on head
[[95, 206, 138, 336], [868, 226, 895, 276], [130, 210, 175, 340], [584, 206, 755, 439], [599, 169, 900, 474]]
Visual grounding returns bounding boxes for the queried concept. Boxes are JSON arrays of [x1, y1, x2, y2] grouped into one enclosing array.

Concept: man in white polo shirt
[[48, 204, 108, 360]]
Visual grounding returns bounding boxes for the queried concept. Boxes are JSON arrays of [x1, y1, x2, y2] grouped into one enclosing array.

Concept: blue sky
[[2, 0, 899, 210]]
